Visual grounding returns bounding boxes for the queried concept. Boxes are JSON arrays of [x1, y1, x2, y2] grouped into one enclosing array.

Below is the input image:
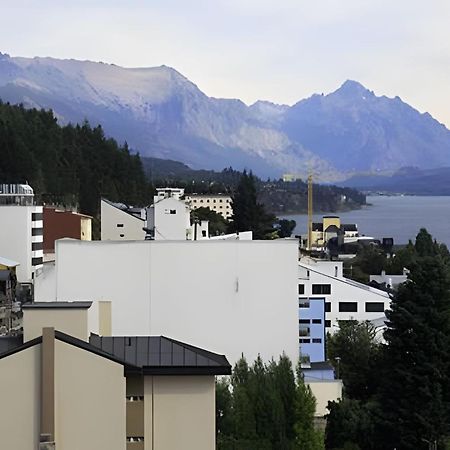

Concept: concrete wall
[[144, 376, 215, 450], [0, 205, 43, 282], [0, 345, 41, 450], [24, 308, 88, 342], [54, 340, 126, 450], [34, 262, 57, 301], [46, 239, 299, 365], [101, 200, 146, 241], [306, 380, 343, 417]]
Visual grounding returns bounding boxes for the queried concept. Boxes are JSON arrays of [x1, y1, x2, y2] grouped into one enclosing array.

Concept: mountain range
[[0, 52, 449, 179], [339, 167, 450, 195]]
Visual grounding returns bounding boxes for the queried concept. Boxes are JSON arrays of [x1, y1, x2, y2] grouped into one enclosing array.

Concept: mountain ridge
[[0, 52, 449, 179]]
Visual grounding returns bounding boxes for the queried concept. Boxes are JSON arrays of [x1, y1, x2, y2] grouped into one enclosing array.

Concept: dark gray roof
[[22, 302, 92, 309], [342, 224, 358, 232], [0, 331, 231, 376], [302, 361, 335, 371], [89, 334, 231, 376]]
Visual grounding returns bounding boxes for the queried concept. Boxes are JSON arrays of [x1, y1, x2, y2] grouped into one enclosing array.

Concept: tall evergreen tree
[[378, 229, 450, 449], [228, 170, 276, 239]]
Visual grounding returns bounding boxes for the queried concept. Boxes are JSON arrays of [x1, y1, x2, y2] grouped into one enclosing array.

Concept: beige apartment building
[[186, 194, 233, 220], [0, 302, 231, 450]]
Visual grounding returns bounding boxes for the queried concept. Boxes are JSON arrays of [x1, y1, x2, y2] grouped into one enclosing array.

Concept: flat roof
[[22, 301, 92, 310]]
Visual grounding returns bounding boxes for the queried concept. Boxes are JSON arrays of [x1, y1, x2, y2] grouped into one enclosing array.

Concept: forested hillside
[[0, 102, 151, 216]]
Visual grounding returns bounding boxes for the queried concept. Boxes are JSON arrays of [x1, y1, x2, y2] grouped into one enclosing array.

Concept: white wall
[[148, 197, 190, 241], [34, 262, 57, 301], [0, 205, 43, 282], [45, 239, 299, 365], [101, 200, 146, 241]]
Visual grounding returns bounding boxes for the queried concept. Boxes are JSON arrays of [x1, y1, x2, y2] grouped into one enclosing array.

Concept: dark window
[[365, 302, 385, 312], [299, 319, 310, 324], [325, 302, 331, 312], [298, 284, 305, 295], [32, 228, 43, 236], [170, 210, 176, 214], [32, 257, 43, 266], [325, 320, 331, 328], [312, 338, 322, 344], [299, 338, 310, 344], [117, 224, 124, 228], [32, 242, 43, 251], [299, 328, 310, 337], [119, 234, 125, 238], [312, 319, 322, 324], [339, 302, 358, 312], [312, 284, 331, 295], [299, 299, 309, 308], [32, 212, 43, 221], [202, 230, 207, 237]]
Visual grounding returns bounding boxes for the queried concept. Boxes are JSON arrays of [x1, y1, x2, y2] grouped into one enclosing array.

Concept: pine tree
[[378, 230, 450, 449], [228, 171, 275, 239]]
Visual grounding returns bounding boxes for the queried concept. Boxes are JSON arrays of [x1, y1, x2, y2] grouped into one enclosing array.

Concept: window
[[299, 328, 310, 337], [193, 199, 197, 202], [200, 199, 203, 203], [32, 257, 43, 266], [116, 224, 124, 228], [202, 230, 207, 237], [312, 284, 331, 295], [32, 242, 43, 251], [299, 319, 310, 324], [312, 319, 322, 324], [339, 302, 358, 312], [299, 338, 310, 344], [299, 299, 309, 308], [365, 302, 385, 312], [32, 212, 43, 221], [298, 284, 305, 295], [312, 338, 322, 344], [325, 302, 331, 312], [213, 199, 216, 203], [32, 227, 43, 236], [325, 320, 331, 328], [170, 210, 176, 214], [219, 199, 223, 202], [120, 234, 124, 238]]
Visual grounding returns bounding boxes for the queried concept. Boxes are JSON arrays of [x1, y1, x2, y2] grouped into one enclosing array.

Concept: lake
[[282, 195, 450, 247]]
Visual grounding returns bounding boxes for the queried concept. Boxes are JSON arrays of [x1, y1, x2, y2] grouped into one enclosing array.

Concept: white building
[[35, 239, 299, 366], [186, 194, 233, 220], [146, 188, 209, 240], [101, 198, 146, 241], [298, 258, 390, 332], [0, 184, 43, 283]]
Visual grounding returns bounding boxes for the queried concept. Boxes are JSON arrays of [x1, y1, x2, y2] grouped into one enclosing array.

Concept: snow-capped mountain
[[0, 52, 449, 179]]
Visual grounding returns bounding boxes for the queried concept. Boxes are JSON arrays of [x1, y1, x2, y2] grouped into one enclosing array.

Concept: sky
[[1, 0, 450, 127]]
